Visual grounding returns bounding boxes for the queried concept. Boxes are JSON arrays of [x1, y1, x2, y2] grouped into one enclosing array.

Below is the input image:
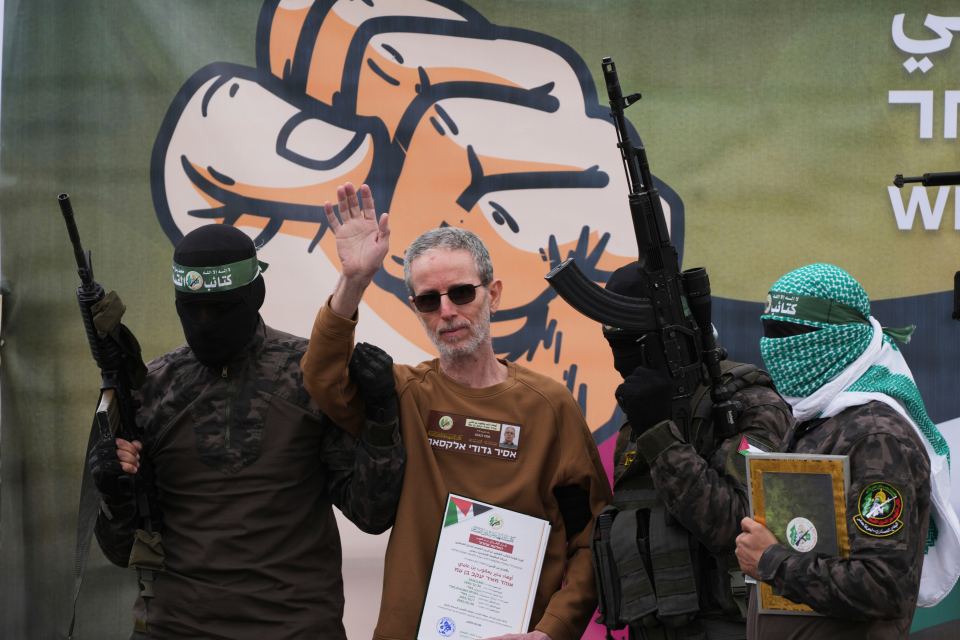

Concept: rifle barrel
[[602, 57, 642, 192], [894, 172, 960, 187], [57, 193, 93, 284]]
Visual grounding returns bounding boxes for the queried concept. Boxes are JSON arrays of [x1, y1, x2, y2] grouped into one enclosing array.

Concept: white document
[[417, 494, 551, 640]]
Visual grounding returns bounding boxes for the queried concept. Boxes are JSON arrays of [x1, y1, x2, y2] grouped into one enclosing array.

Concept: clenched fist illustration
[[151, 0, 684, 439]]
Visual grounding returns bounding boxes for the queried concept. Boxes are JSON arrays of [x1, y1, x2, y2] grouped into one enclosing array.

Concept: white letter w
[[887, 185, 951, 230]]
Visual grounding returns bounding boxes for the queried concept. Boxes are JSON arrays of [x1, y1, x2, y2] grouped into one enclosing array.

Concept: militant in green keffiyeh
[[759, 263, 960, 603], [759, 263, 946, 462]]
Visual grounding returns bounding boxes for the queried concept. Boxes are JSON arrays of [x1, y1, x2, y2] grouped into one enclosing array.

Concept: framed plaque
[[746, 453, 850, 614]]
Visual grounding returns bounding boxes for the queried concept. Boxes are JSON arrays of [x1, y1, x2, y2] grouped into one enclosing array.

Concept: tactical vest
[[592, 361, 774, 640]]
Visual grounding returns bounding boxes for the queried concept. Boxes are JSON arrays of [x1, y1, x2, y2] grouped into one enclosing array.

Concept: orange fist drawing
[[150, 0, 685, 442]]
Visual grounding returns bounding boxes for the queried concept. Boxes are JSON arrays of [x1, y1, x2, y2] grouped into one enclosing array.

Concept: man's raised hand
[[325, 182, 390, 285], [326, 183, 390, 317]]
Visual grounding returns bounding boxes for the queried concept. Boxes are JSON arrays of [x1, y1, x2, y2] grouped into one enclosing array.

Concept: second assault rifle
[[58, 194, 156, 638], [891, 172, 960, 320], [545, 57, 737, 436], [893, 171, 960, 188]]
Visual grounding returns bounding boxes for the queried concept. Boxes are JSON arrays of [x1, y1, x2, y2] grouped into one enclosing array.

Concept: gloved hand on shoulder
[[349, 342, 399, 446], [615, 366, 673, 436]]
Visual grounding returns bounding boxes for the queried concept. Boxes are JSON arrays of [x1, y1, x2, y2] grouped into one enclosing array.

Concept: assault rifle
[[58, 193, 147, 468], [892, 172, 960, 320], [545, 58, 737, 436], [548, 58, 751, 634], [58, 194, 154, 638]]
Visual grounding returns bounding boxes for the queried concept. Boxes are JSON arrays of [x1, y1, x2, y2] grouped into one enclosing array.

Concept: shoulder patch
[[853, 481, 904, 537]]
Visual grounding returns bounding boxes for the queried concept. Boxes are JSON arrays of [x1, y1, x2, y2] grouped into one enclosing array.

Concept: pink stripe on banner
[[596, 430, 618, 487]]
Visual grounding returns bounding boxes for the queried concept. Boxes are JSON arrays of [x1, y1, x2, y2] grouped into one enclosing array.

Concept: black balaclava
[[603, 262, 668, 378], [173, 225, 266, 367]]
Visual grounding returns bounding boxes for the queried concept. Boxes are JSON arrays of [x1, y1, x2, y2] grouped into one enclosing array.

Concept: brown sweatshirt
[[302, 302, 612, 640]]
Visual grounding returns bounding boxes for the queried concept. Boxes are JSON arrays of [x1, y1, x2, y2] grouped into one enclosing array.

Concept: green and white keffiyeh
[[760, 263, 960, 606]]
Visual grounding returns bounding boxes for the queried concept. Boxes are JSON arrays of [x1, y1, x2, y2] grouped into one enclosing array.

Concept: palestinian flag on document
[[443, 495, 492, 527]]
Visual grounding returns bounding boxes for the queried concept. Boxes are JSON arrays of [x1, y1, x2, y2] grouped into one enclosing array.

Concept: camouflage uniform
[[95, 323, 404, 640], [611, 368, 793, 639], [747, 401, 931, 639]]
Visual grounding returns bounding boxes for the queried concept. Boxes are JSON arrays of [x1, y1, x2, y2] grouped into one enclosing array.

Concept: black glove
[[349, 342, 398, 426], [614, 366, 673, 436], [88, 436, 132, 501], [92, 291, 147, 388]]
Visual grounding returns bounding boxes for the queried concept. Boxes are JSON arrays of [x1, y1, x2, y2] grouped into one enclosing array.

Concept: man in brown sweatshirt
[[301, 182, 612, 640]]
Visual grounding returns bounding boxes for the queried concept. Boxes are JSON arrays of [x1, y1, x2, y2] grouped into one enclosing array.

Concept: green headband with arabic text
[[172, 256, 269, 294], [765, 291, 915, 344]]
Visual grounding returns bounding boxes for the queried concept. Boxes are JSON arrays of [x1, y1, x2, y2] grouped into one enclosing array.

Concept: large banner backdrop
[[3, 1, 960, 637]]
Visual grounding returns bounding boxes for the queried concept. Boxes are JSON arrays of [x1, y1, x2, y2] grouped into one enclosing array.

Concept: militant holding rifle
[[58, 194, 157, 638], [545, 58, 734, 436], [547, 58, 749, 634]]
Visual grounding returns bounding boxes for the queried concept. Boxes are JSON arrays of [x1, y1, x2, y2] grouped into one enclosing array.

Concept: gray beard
[[426, 308, 492, 361]]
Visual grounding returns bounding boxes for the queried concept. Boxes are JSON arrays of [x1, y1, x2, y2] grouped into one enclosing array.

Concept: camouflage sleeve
[[320, 414, 405, 534], [639, 385, 793, 553], [757, 430, 930, 620], [93, 496, 138, 567]]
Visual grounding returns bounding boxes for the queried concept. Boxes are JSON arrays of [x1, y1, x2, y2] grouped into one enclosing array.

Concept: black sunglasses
[[411, 283, 485, 313]]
